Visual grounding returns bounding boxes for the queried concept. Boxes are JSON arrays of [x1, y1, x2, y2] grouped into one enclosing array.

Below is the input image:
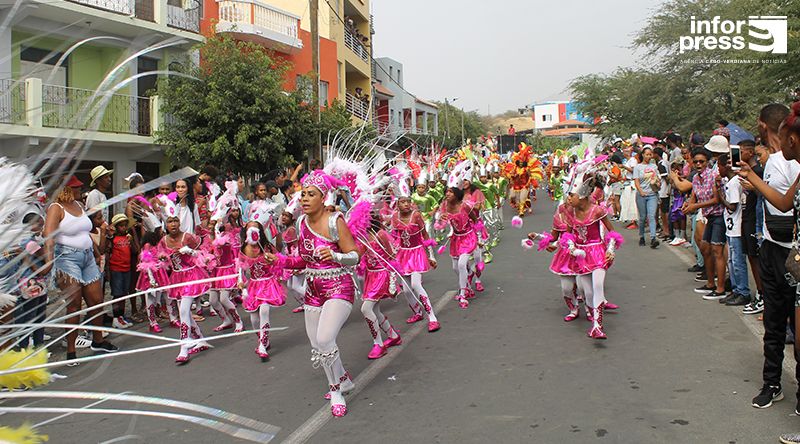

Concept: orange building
[[200, 0, 339, 106]]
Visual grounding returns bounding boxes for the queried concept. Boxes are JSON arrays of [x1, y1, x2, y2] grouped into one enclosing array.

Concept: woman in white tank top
[[44, 176, 119, 363]]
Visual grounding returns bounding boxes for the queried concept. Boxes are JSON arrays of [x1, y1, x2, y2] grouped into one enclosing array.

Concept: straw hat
[[90, 165, 113, 186]]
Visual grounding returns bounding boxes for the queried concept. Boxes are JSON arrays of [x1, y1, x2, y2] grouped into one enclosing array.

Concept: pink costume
[[285, 212, 356, 307], [159, 233, 210, 300], [361, 230, 400, 302], [212, 226, 241, 290], [549, 203, 578, 276], [444, 206, 478, 258], [135, 244, 170, 291], [238, 252, 286, 311], [391, 211, 431, 275], [563, 204, 611, 274]]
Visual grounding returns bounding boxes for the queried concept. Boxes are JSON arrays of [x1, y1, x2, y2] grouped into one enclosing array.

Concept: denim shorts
[[110, 270, 132, 297], [54, 244, 101, 285], [702, 215, 726, 245]]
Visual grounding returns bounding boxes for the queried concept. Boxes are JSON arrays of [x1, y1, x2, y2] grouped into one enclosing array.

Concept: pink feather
[[422, 239, 437, 248], [436, 243, 447, 255], [167, 191, 178, 202], [607, 231, 625, 248], [137, 248, 161, 272], [537, 232, 555, 251], [559, 232, 577, 249], [511, 216, 523, 228], [212, 231, 231, 247], [132, 195, 152, 208], [345, 200, 372, 240]]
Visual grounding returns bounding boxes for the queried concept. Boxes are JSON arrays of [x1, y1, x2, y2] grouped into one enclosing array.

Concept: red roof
[[373, 82, 395, 97], [552, 119, 590, 128]]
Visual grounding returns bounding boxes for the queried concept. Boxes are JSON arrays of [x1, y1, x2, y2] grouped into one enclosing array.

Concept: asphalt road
[[5, 196, 799, 443]]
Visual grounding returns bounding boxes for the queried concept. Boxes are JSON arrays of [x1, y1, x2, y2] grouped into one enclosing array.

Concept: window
[[320, 81, 329, 106], [389, 66, 393, 79], [296, 75, 312, 101], [541, 114, 553, 122], [337, 62, 342, 95], [396, 69, 401, 84], [20, 47, 68, 87]]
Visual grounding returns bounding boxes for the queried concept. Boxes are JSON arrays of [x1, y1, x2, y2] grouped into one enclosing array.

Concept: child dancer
[[280, 199, 306, 313], [360, 214, 402, 359], [437, 184, 479, 309], [238, 220, 285, 361], [157, 196, 212, 364], [135, 230, 171, 333], [209, 202, 244, 333]]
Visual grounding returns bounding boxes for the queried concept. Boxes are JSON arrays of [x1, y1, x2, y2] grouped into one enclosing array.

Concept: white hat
[[704, 135, 730, 154], [89, 165, 113, 186]]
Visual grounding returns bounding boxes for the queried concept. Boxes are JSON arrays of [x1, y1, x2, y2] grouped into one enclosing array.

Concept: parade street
[[12, 197, 795, 443]]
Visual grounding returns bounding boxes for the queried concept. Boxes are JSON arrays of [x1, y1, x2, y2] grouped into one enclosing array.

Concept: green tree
[[433, 101, 490, 148], [526, 132, 575, 154]]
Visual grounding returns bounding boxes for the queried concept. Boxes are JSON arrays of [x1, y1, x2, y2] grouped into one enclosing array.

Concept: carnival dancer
[[135, 230, 171, 333], [463, 173, 488, 293], [504, 143, 544, 217], [269, 170, 359, 417], [411, 173, 439, 238], [358, 213, 404, 359], [492, 164, 509, 226], [157, 196, 212, 364], [475, 163, 502, 252], [206, 182, 245, 333], [238, 219, 286, 361], [436, 162, 480, 309], [392, 190, 440, 331]]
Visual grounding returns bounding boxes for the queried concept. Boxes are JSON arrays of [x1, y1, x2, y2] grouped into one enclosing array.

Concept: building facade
[[372, 57, 438, 136], [0, 0, 202, 200], [532, 100, 594, 130]]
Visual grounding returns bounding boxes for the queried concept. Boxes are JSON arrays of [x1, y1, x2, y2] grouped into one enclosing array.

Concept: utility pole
[[444, 98, 449, 147], [310, 0, 321, 162], [461, 108, 465, 145]]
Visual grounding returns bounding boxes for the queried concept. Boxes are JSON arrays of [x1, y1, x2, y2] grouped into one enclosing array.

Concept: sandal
[[192, 314, 205, 322]]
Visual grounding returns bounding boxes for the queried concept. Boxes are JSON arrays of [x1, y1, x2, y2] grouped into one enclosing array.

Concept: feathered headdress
[[210, 180, 239, 222], [0, 158, 38, 254], [157, 194, 179, 222], [248, 200, 281, 228], [447, 160, 473, 188]]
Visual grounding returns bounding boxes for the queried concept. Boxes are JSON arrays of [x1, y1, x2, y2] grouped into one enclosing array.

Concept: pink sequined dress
[[212, 226, 241, 290], [443, 205, 478, 258], [550, 204, 609, 275], [549, 204, 578, 276], [135, 243, 170, 291], [159, 233, 210, 300], [239, 252, 286, 311], [391, 211, 431, 275], [361, 230, 400, 301], [284, 212, 356, 308]]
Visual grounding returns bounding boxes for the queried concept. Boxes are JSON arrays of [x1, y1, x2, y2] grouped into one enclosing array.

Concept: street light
[[444, 97, 458, 146]]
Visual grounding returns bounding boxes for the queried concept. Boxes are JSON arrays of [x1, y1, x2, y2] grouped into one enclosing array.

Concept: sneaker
[[752, 384, 783, 408], [639, 237, 646, 247], [694, 285, 714, 294], [694, 272, 708, 282], [688, 264, 703, 273], [743, 296, 764, 315], [650, 238, 660, 249], [75, 336, 92, 349], [669, 237, 683, 246], [66, 351, 80, 367], [201, 300, 210, 308], [90, 341, 119, 353], [112, 317, 130, 329], [779, 432, 800, 444], [702, 290, 727, 300], [725, 294, 751, 306], [718, 293, 736, 304]]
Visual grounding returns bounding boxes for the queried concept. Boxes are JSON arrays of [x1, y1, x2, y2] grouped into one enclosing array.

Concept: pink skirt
[[573, 243, 608, 274], [362, 268, 400, 301], [168, 267, 210, 300], [549, 248, 577, 276], [212, 263, 238, 290], [395, 245, 430, 275], [450, 230, 477, 258], [243, 279, 286, 311], [135, 268, 169, 292]]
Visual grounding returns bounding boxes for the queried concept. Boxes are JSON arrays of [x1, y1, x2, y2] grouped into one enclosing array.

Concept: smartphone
[[730, 145, 741, 169]]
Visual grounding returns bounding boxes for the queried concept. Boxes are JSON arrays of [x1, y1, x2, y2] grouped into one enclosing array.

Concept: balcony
[[344, 30, 369, 63], [167, 0, 201, 33], [345, 92, 369, 121], [0, 80, 26, 125], [67, 0, 132, 15], [42, 84, 152, 136], [216, 0, 302, 51]]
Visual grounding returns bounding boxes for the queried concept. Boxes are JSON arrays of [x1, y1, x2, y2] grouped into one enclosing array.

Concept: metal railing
[[0, 79, 25, 125], [344, 30, 369, 63], [345, 92, 369, 120], [167, 1, 201, 33], [66, 0, 132, 15], [134, 0, 155, 21], [41, 84, 151, 136], [217, 0, 299, 40]]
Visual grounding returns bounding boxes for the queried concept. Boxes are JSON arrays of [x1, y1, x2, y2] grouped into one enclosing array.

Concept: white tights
[[576, 269, 607, 309], [144, 291, 163, 327], [288, 275, 306, 307], [559, 276, 578, 311], [451, 254, 472, 298], [177, 297, 207, 358], [360, 300, 399, 345], [209, 290, 242, 328], [305, 299, 352, 407], [249, 304, 271, 354], [402, 273, 438, 322]]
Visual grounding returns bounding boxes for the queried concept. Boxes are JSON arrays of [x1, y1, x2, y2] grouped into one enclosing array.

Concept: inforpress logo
[[679, 16, 787, 54]]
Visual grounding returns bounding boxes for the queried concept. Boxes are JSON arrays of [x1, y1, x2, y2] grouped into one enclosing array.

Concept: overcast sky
[[371, 0, 665, 115]]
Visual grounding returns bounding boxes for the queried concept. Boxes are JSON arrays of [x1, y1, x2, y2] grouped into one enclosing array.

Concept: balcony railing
[[345, 92, 369, 121], [344, 30, 369, 63], [167, 0, 201, 32], [0, 79, 26, 125], [67, 0, 132, 15], [41, 84, 151, 136], [217, 0, 299, 41]]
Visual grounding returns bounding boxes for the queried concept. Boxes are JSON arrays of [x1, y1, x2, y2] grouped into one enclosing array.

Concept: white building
[[372, 57, 438, 136]]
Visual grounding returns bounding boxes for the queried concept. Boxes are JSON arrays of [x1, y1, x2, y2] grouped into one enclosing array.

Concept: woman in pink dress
[[157, 195, 212, 364], [462, 178, 487, 292], [238, 220, 286, 361], [392, 196, 440, 331], [436, 186, 479, 309], [268, 170, 360, 418], [359, 215, 402, 360]]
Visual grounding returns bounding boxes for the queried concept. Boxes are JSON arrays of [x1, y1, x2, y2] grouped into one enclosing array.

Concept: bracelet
[[330, 250, 359, 266]]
